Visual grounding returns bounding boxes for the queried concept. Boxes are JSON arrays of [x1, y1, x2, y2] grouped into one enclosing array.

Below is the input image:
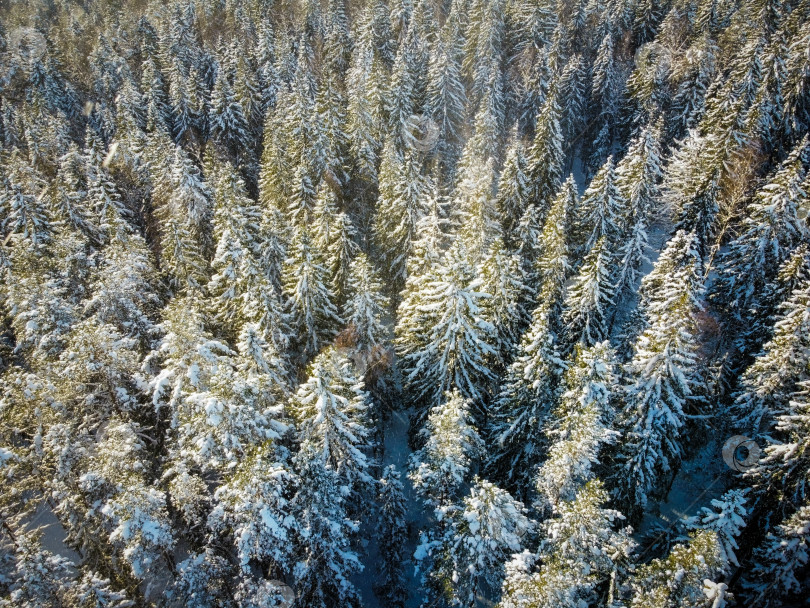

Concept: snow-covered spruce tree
[[208, 442, 297, 582], [56, 316, 143, 417], [346, 25, 381, 184], [48, 144, 100, 244], [170, 548, 232, 607], [0, 150, 51, 247], [622, 530, 729, 608], [255, 184, 289, 292], [207, 165, 291, 362], [409, 390, 482, 608], [290, 448, 363, 608], [259, 101, 293, 218], [80, 419, 175, 583], [396, 241, 498, 412], [487, 299, 566, 495], [0, 226, 82, 368], [68, 569, 134, 608], [290, 347, 373, 492], [3, 531, 77, 608], [462, 0, 505, 106], [409, 390, 484, 507], [730, 276, 810, 433], [83, 224, 162, 352], [558, 53, 588, 142], [712, 137, 809, 326], [562, 236, 617, 348], [313, 182, 359, 302], [373, 141, 432, 286], [685, 488, 748, 567], [426, 31, 466, 166], [154, 149, 210, 293], [615, 230, 705, 519], [738, 244, 810, 356], [375, 465, 408, 608], [574, 155, 624, 256], [454, 153, 501, 260], [741, 504, 810, 607], [533, 175, 576, 312], [535, 341, 619, 515], [282, 226, 343, 359], [748, 377, 810, 517], [210, 55, 252, 160], [404, 188, 449, 280], [149, 296, 285, 472], [345, 251, 390, 352], [662, 128, 723, 260], [141, 52, 173, 133], [455, 71, 504, 178], [385, 32, 418, 150], [526, 86, 565, 215], [499, 480, 634, 608], [516, 49, 551, 139], [613, 123, 663, 301], [168, 145, 214, 253], [497, 132, 531, 238], [479, 235, 533, 362], [445, 478, 531, 607], [83, 130, 133, 243], [315, 64, 351, 191]]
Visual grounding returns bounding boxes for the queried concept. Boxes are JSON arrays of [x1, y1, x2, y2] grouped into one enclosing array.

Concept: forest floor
[[636, 438, 732, 556], [354, 406, 428, 608]]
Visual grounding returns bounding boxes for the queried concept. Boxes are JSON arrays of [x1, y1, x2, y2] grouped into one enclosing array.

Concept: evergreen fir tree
[[731, 276, 810, 432], [535, 341, 618, 515], [742, 504, 810, 606], [562, 237, 617, 348], [685, 489, 748, 567], [209, 444, 297, 576], [613, 125, 663, 300], [375, 465, 408, 608], [616, 231, 705, 518], [396, 242, 497, 409], [487, 299, 566, 494], [282, 227, 343, 358], [210, 55, 252, 158], [534, 176, 575, 311], [291, 450, 363, 608], [290, 347, 372, 490], [713, 138, 809, 323], [0, 151, 50, 247], [575, 155, 624, 255], [526, 87, 564, 215], [497, 133, 531, 237], [499, 480, 634, 608], [624, 530, 729, 607], [345, 252, 390, 352], [373, 141, 432, 285], [409, 390, 484, 506], [448, 479, 531, 607]]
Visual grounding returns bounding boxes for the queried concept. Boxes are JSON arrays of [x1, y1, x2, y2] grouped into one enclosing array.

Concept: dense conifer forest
[[1, 0, 809, 605]]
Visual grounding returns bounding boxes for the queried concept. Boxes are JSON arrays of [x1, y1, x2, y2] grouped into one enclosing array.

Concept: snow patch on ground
[[384, 407, 429, 608], [637, 438, 732, 542], [23, 501, 81, 564], [353, 406, 428, 608]]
